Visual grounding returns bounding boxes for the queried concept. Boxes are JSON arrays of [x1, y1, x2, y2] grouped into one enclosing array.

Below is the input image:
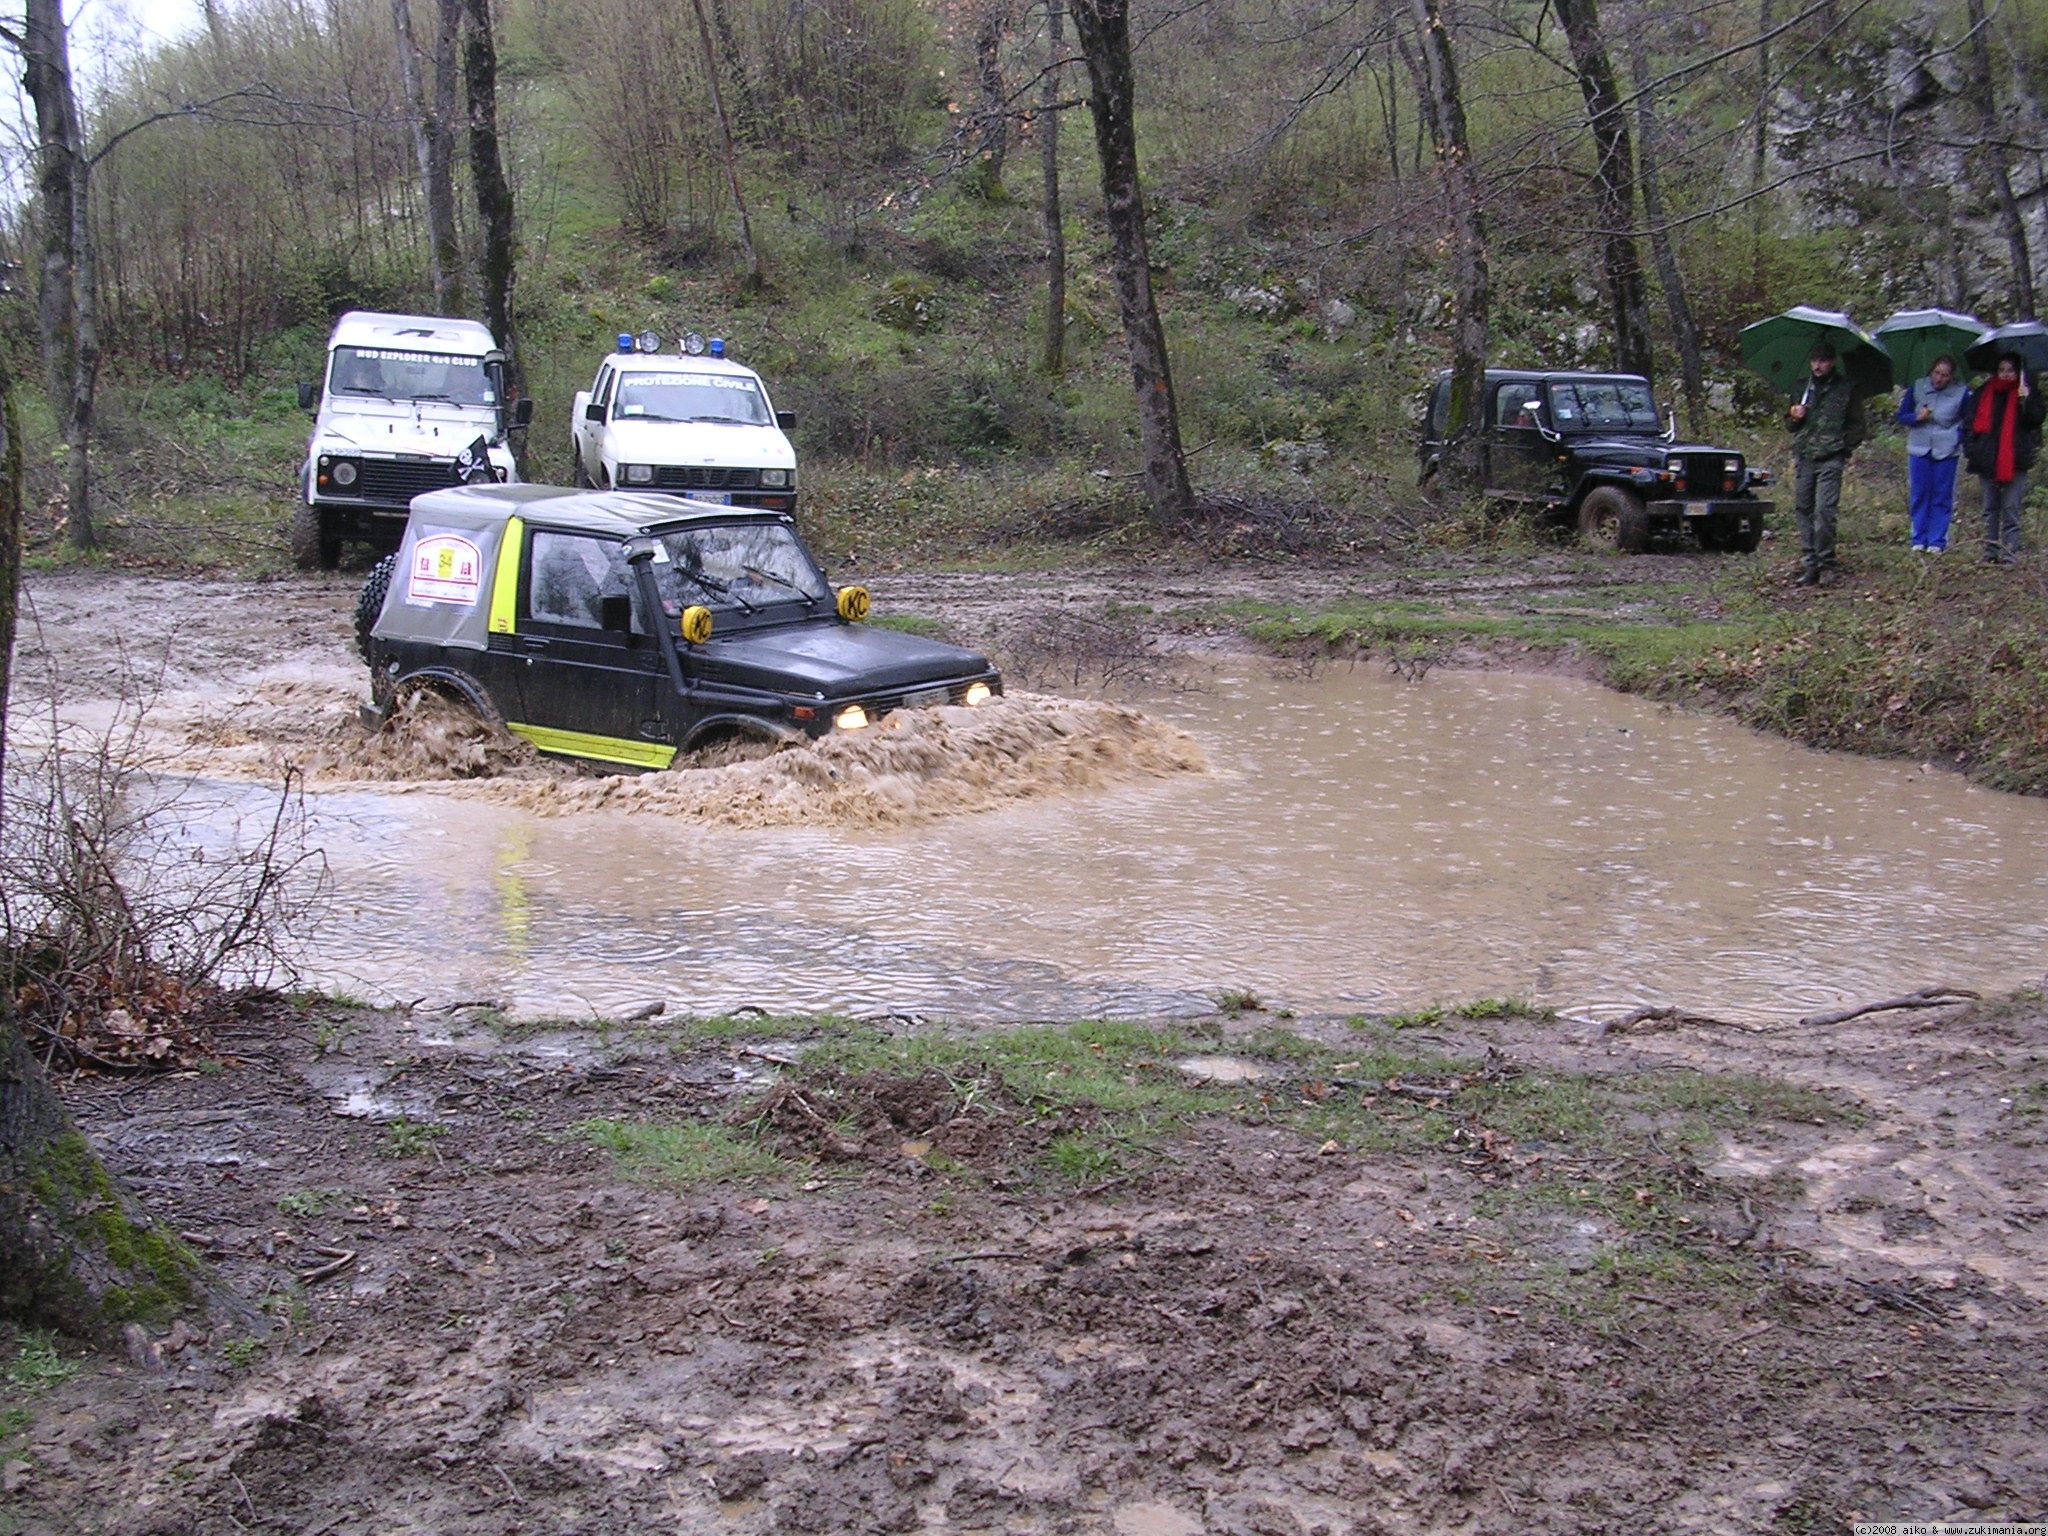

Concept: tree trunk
[[393, 0, 458, 309], [688, 0, 764, 291], [1552, 0, 1651, 380], [971, 0, 1014, 196], [1964, 0, 2036, 315], [1628, 34, 1705, 436], [430, 0, 464, 310], [1040, 0, 1066, 374], [21, 0, 97, 551], [461, 0, 522, 406], [1407, 0, 1490, 490], [707, 0, 759, 145], [1068, 0, 1194, 527], [1751, 0, 1769, 292]]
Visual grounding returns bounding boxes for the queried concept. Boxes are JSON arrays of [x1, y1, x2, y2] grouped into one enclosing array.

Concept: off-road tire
[[1578, 486, 1648, 553], [573, 448, 593, 489], [355, 554, 397, 661], [1712, 515, 1763, 554], [290, 502, 341, 571]]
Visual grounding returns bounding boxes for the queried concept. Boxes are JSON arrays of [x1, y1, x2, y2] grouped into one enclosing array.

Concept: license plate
[[900, 686, 948, 709], [688, 491, 732, 505], [1685, 500, 1711, 516]]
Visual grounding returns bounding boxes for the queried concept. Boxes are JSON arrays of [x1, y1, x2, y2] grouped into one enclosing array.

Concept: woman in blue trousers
[[1897, 355, 1968, 551]]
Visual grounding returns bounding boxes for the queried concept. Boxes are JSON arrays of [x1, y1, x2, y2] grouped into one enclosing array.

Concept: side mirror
[[513, 397, 535, 428], [597, 594, 633, 634], [584, 401, 604, 423], [298, 382, 316, 411], [775, 410, 796, 431]]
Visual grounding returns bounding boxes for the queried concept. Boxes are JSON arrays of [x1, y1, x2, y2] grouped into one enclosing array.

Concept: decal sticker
[[408, 532, 485, 606]]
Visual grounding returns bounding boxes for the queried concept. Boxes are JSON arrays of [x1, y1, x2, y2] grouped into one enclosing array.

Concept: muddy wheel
[[355, 554, 398, 661], [1578, 486, 1647, 553], [573, 447, 593, 489], [1720, 516, 1762, 554], [290, 502, 340, 571]]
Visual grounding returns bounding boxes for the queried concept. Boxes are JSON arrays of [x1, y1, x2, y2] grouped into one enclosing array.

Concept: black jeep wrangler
[[1420, 369, 1773, 553]]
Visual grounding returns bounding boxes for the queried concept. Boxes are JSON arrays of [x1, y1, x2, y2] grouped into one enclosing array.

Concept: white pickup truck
[[295, 311, 532, 568], [570, 336, 797, 512]]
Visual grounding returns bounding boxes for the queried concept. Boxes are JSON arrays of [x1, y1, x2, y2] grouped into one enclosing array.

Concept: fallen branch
[[1797, 987, 1979, 1028], [297, 1247, 357, 1285], [1597, 1005, 1764, 1037]]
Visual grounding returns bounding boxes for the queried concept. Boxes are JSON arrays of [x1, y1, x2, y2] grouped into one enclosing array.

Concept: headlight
[[834, 704, 869, 731], [760, 469, 789, 488], [963, 682, 992, 706], [623, 464, 654, 484], [1665, 457, 1682, 475], [332, 460, 359, 487], [1724, 457, 1742, 475]]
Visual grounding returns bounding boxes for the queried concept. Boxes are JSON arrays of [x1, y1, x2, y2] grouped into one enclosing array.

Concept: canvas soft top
[[371, 484, 789, 651]]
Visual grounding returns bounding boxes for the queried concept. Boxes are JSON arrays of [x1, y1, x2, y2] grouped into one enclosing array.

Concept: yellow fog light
[[834, 703, 869, 731], [963, 682, 992, 706], [679, 605, 714, 644], [836, 585, 870, 622]]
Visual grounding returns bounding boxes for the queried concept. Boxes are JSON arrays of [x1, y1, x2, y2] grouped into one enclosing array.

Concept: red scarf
[[1973, 376, 2021, 484]]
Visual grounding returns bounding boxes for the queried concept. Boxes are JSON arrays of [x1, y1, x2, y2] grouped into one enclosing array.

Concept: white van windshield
[[614, 371, 771, 426], [329, 346, 496, 406]]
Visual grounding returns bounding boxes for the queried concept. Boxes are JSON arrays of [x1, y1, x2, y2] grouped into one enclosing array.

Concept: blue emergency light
[[709, 337, 726, 358], [616, 333, 633, 352]]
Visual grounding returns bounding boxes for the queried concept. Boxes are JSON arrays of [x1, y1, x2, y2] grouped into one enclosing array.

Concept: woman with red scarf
[[1962, 351, 2047, 565]]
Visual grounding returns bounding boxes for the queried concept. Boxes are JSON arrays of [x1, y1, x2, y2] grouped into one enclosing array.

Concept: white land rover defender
[[294, 311, 533, 569], [570, 331, 797, 513]]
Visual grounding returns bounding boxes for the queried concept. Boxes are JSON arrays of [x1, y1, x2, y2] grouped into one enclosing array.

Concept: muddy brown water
[[168, 660, 2048, 1024]]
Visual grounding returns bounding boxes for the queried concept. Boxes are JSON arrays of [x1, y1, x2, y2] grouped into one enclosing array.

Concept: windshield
[[614, 370, 771, 425], [1546, 379, 1659, 432], [651, 522, 828, 613], [329, 345, 495, 406]]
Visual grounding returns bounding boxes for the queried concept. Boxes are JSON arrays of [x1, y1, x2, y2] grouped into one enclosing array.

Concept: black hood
[[694, 620, 993, 698], [1565, 435, 1668, 470]]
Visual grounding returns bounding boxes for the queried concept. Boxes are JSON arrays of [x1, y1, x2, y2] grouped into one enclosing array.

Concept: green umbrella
[[1874, 308, 1986, 385], [1739, 305, 1894, 398]]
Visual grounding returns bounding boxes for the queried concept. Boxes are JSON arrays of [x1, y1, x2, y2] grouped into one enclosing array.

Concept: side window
[[1495, 382, 1541, 428], [593, 366, 616, 411], [528, 531, 637, 631], [1427, 379, 1449, 437]]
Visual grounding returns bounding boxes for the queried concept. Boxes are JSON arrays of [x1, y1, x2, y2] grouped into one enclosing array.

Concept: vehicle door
[[513, 528, 670, 763], [1483, 379, 1553, 501], [576, 365, 614, 478]]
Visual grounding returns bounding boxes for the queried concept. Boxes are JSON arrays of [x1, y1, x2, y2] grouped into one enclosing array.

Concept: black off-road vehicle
[[1420, 369, 1773, 553], [355, 485, 1001, 769]]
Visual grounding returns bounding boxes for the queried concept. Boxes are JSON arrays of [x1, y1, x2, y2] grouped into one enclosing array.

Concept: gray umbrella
[[1964, 319, 2048, 376]]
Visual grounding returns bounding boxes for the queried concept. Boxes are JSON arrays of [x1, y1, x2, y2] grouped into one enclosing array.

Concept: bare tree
[[1068, 0, 1194, 527], [461, 0, 522, 398], [1552, 0, 1651, 379], [688, 0, 764, 290], [1963, 0, 2035, 315], [970, 0, 1015, 197], [1628, 30, 1705, 435], [15, 0, 99, 551], [1407, 0, 1489, 489], [392, 0, 464, 310], [1040, 0, 1066, 374]]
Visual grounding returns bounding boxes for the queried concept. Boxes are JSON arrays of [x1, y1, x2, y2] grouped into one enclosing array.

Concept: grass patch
[[375, 1119, 448, 1159], [574, 1118, 791, 1186], [4, 1333, 78, 1393]]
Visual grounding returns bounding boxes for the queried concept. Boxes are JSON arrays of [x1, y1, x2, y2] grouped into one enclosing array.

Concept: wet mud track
[[13, 997, 2048, 1535]]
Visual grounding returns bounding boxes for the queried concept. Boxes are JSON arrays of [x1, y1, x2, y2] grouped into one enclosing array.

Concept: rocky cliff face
[[1767, 1, 2047, 320]]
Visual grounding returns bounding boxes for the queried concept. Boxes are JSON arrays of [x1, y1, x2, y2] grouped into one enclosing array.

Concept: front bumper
[[1646, 497, 1773, 523]]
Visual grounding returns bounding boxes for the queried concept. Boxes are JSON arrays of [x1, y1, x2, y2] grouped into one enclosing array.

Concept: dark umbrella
[[1964, 319, 2048, 377], [1739, 305, 1893, 397], [1874, 308, 1986, 384]]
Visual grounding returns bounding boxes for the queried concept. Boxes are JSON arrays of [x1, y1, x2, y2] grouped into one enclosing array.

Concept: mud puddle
[[108, 659, 2048, 1023]]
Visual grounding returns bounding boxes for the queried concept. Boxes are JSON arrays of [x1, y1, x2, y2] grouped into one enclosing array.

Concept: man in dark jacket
[[1961, 350, 2046, 565], [1786, 341, 1868, 586]]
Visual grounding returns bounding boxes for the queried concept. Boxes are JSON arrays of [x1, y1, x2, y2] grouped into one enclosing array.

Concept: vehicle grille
[[1674, 451, 1742, 495], [354, 457, 462, 503], [650, 465, 761, 491], [867, 679, 994, 722]]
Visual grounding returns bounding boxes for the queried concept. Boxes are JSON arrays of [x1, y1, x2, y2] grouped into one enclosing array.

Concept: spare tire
[[355, 554, 398, 661]]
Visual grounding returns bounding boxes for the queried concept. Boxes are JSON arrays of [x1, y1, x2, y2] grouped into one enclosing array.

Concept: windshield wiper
[[683, 414, 750, 424], [408, 392, 454, 403], [741, 564, 812, 599], [675, 567, 756, 614]]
